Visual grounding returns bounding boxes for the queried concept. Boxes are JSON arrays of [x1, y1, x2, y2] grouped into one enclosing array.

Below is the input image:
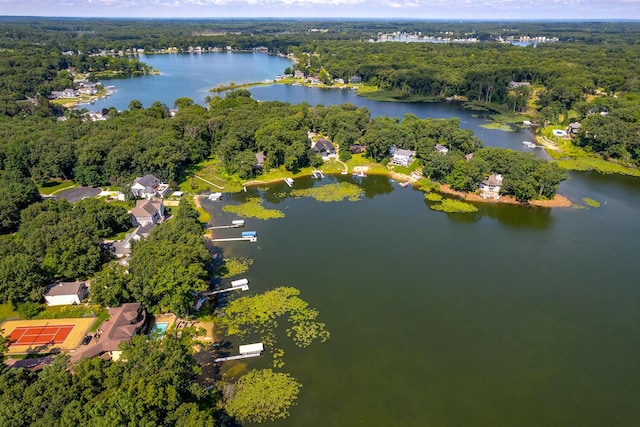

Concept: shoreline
[[436, 183, 572, 208], [240, 167, 571, 208]]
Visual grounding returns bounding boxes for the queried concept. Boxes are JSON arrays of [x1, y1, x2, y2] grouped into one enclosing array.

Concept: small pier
[[312, 170, 324, 179], [284, 177, 294, 187], [202, 278, 250, 296], [212, 236, 257, 242], [214, 342, 264, 363], [208, 220, 245, 230]]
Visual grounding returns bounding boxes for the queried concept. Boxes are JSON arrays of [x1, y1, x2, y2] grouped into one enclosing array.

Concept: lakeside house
[[50, 88, 78, 99], [350, 75, 362, 84], [130, 174, 170, 199], [255, 151, 267, 169], [390, 148, 416, 167], [479, 173, 503, 199], [130, 199, 165, 227], [70, 303, 147, 362], [44, 281, 89, 306], [435, 143, 449, 154], [566, 122, 581, 136], [313, 138, 336, 158], [509, 81, 531, 89], [110, 224, 155, 259]]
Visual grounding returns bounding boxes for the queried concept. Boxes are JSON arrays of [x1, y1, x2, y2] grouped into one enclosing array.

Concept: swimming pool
[[150, 322, 169, 336]]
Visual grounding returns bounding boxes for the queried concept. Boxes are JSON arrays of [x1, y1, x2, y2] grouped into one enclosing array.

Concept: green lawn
[[38, 180, 77, 195], [35, 304, 106, 321], [0, 303, 19, 322]]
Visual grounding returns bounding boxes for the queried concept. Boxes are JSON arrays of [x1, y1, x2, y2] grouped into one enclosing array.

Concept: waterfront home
[[44, 281, 89, 306], [131, 174, 170, 199], [566, 122, 581, 136], [350, 144, 367, 154], [390, 148, 416, 167], [435, 143, 449, 154], [313, 138, 336, 157], [294, 70, 305, 79], [509, 81, 531, 89], [479, 173, 503, 199], [110, 224, 155, 258], [71, 303, 147, 362], [255, 151, 267, 169], [350, 75, 362, 84], [50, 88, 78, 99], [131, 199, 165, 227]]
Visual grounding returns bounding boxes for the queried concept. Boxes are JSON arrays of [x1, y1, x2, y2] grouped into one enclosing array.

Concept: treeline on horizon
[[1, 19, 639, 167]]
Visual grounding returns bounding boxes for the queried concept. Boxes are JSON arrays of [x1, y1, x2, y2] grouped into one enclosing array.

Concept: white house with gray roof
[[130, 174, 170, 199], [44, 281, 89, 306]]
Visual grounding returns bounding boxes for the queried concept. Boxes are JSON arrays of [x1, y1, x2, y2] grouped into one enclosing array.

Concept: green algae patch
[[430, 199, 479, 213], [290, 182, 363, 202], [582, 197, 601, 208], [217, 257, 254, 279], [425, 193, 443, 202], [223, 198, 285, 220]]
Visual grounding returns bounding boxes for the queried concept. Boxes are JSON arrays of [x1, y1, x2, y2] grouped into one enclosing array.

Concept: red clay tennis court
[[8, 324, 74, 346]]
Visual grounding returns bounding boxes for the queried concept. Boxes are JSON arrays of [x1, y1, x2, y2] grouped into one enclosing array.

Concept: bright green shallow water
[[206, 172, 640, 427]]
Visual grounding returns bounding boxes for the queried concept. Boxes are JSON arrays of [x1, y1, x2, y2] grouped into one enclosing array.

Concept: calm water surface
[[205, 172, 640, 427], [99, 54, 640, 425]]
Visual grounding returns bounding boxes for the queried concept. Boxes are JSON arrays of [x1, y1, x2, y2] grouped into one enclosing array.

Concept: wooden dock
[[211, 236, 257, 242], [202, 284, 249, 296], [214, 352, 261, 362], [214, 342, 264, 363]]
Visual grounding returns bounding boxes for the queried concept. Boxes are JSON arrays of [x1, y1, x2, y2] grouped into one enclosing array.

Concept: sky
[[2, 0, 640, 20]]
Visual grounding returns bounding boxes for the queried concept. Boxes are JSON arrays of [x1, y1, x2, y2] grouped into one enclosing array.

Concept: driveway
[[55, 186, 101, 203]]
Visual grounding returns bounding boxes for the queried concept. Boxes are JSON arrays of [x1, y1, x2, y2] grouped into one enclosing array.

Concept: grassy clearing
[[0, 302, 19, 321], [34, 304, 106, 320], [216, 257, 254, 279], [89, 309, 111, 332], [38, 180, 77, 195], [430, 199, 479, 213], [181, 158, 244, 193], [222, 198, 285, 220], [291, 182, 364, 202]]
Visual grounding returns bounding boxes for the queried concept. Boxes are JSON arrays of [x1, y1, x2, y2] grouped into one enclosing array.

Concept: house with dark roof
[[44, 281, 89, 306], [479, 173, 503, 199], [130, 199, 165, 227], [566, 122, 581, 136], [70, 303, 147, 362], [350, 75, 362, 84], [131, 174, 170, 199], [313, 138, 336, 157]]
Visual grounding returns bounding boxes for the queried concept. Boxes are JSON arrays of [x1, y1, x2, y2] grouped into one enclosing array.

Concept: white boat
[[522, 141, 537, 148], [284, 178, 294, 187]]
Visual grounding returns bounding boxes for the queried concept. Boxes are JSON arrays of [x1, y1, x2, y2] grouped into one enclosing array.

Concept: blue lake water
[[92, 52, 640, 426]]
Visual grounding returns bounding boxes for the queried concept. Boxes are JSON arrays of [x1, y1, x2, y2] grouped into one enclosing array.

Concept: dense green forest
[[2, 18, 639, 164]]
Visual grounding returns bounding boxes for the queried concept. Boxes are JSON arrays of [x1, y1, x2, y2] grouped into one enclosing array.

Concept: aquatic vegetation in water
[[430, 198, 478, 213], [222, 197, 285, 219], [425, 193, 443, 202], [217, 257, 254, 279], [290, 182, 363, 202], [582, 197, 601, 208]]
